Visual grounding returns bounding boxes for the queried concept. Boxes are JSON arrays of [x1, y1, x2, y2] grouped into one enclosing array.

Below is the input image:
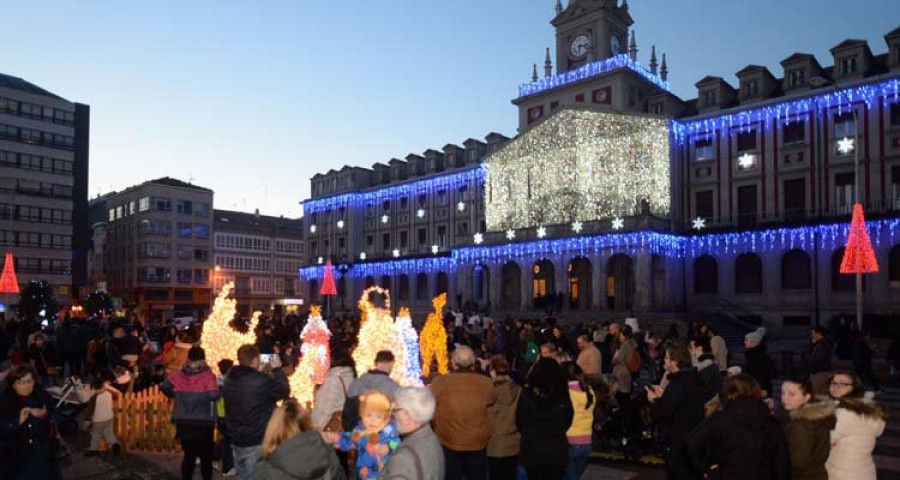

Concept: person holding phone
[[0, 364, 62, 479]]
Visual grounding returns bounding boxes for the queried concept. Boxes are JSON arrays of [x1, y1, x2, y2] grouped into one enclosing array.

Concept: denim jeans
[[232, 444, 263, 480], [563, 444, 591, 480]]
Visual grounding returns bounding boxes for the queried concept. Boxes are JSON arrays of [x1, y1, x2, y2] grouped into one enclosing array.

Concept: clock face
[[610, 36, 621, 54], [570, 35, 590, 58]]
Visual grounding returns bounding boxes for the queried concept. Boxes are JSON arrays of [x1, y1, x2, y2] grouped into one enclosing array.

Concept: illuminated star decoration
[[457, 201, 466, 212], [431, 245, 439, 254], [837, 137, 855, 155], [317, 257, 324, 265], [738, 153, 755, 169], [309, 224, 317, 234], [474, 233, 484, 244], [360, 252, 367, 261], [394, 308, 423, 386], [381, 215, 390, 224], [419, 294, 449, 378], [336, 220, 345, 229], [416, 209, 425, 219], [392, 249, 400, 258], [354, 286, 407, 382], [692, 217, 706, 230], [611, 217, 624, 230], [572, 221, 583, 233], [506, 229, 516, 240], [537, 226, 547, 238]]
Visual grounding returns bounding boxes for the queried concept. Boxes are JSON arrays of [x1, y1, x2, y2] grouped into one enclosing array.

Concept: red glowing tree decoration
[[320, 260, 337, 296], [840, 203, 879, 274], [0, 253, 19, 294]]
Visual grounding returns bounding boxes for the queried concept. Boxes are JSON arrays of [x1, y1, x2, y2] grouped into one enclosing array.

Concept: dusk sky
[[3, 1, 896, 217]]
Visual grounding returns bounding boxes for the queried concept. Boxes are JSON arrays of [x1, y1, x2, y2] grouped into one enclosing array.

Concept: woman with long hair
[[780, 377, 835, 480], [256, 399, 345, 480], [685, 374, 790, 479], [515, 357, 574, 480], [0, 364, 62, 479], [562, 362, 594, 480], [824, 370, 885, 480]]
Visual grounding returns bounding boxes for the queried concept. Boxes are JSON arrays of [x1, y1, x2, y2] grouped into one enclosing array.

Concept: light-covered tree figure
[[200, 282, 259, 370], [352, 286, 406, 383], [419, 293, 449, 378], [299, 305, 331, 385], [394, 308, 423, 386]]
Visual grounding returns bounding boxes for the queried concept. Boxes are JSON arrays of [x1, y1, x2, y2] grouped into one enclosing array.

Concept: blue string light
[[517, 54, 671, 98], [672, 78, 900, 146], [299, 218, 900, 280], [303, 166, 485, 216]]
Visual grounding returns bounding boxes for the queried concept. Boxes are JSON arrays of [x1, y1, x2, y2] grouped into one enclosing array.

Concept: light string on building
[[517, 53, 671, 98], [298, 217, 900, 280], [671, 78, 900, 146]]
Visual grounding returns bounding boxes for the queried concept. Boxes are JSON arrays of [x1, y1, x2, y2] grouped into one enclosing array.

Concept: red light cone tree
[[0, 253, 19, 294], [840, 203, 879, 274]]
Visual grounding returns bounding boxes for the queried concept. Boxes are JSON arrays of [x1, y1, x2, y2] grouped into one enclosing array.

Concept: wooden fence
[[111, 385, 180, 453]]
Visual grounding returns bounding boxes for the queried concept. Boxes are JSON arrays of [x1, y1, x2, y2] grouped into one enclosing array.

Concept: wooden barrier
[[112, 385, 180, 453]]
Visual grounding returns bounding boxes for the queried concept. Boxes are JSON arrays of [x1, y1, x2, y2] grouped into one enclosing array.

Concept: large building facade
[[212, 209, 304, 317], [95, 178, 214, 323], [0, 73, 90, 305], [300, 1, 900, 329]]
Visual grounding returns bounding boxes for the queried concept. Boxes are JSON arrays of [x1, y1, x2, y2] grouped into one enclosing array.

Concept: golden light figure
[[200, 282, 260, 370], [419, 293, 449, 378], [352, 286, 406, 383]]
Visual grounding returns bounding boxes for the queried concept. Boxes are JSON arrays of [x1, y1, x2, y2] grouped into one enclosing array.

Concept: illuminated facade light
[[309, 224, 317, 234], [738, 153, 757, 170], [457, 201, 466, 212], [692, 217, 706, 231], [572, 221, 584, 233], [336, 220, 345, 229], [517, 53, 670, 98], [317, 256, 324, 264], [506, 229, 516, 240], [392, 249, 401, 258], [431, 244, 439, 254], [837, 137, 855, 155], [417, 209, 426, 218], [612, 217, 624, 230], [537, 226, 547, 238], [381, 215, 390, 224], [474, 233, 484, 244], [360, 252, 367, 261]]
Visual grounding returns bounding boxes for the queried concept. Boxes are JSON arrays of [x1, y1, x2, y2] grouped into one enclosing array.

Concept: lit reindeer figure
[[419, 293, 449, 378]]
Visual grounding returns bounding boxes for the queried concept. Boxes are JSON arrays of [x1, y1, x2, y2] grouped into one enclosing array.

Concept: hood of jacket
[[789, 397, 837, 421], [265, 431, 333, 479], [492, 378, 521, 407], [723, 397, 772, 430], [170, 361, 217, 391], [838, 397, 886, 420]]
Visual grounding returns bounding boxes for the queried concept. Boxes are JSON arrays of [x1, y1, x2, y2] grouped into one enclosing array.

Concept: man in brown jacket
[[430, 345, 497, 480]]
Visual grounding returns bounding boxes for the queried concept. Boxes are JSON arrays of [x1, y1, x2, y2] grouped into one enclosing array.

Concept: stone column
[[633, 251, 652, 312]]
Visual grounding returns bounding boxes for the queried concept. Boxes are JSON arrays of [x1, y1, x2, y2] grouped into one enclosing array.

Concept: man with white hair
[[380, 387, 445, 480], [429, 346, 496, 480]]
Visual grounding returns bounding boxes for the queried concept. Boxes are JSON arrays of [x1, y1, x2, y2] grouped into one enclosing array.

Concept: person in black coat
[[685, 374, 791, 480], [852, 331, 880, 391], [689, 336, 722, 404], [515, 357, 574, 480], [743, 328, 774, 397], [0, 364, 62, 480], [646, 343, 706, 480]]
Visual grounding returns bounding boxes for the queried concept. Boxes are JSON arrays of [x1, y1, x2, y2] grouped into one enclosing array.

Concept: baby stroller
[[47, 376, 92, 435], [594, 383, 663, 462]]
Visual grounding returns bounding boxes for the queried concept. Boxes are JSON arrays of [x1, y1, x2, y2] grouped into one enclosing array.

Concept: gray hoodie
[[347, 370, 399, 398], [254, 431, 346, 480]]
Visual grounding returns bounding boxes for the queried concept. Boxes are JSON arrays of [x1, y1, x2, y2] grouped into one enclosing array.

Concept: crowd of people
[[0, 308, 892, 480]]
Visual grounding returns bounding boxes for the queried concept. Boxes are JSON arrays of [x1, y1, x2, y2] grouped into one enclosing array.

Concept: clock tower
[[552, 0, 633, 73]]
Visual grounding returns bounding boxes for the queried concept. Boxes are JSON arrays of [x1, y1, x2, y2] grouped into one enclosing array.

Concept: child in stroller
[[593, 374, 664, 462]]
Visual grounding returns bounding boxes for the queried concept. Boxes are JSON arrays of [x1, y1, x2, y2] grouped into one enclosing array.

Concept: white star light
[[572, 221, 583, 233], [473, 233, 484, 244], [359, 252, 367, 261], [837, 137, 855, 155], [692, 217, 706, 230], [392, 249, 400, 258], [431, 244, 439, 254], [309, 224, 317, 234], [738, 153, 756, 169], [416, 209, 425, 219], [317, 257, 324, 264], [506, 229, 516, 240], [537, 226, 547, 238], [612, 217, 624, 230], [381, 215, 390, 224], [336, 220, 345, 229], [457, 201, 466, 212]]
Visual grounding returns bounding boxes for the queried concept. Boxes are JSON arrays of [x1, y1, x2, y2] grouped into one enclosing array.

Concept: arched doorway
[[500, 261, 522, 310], [735, 253, 763, 294], [567, 257, 592, 310], [435, 272, 449, 297], [651, 254, 666, 309], [532, 259, 556, 310], [605, 254, 635, 311], [472, 264, 490, 308], [694, 255, 718, 293]]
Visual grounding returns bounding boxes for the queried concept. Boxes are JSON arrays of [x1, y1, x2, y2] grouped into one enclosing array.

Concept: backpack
[[341, 394, 360, 432], [627, 350, 642, 373], [523, 341, 539, 364]]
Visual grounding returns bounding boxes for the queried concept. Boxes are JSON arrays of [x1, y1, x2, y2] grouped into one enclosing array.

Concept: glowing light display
[[484, 110, 670, 231], [300, 305, 332, 384], [353, 286, 407, 383], [517, 53, 670, 98], [0, 253, 19, 294], [200, 283, 259, 370], [419, 294, 449, 378], [394, 308, 423, 386], [840, 203, 879, 274]]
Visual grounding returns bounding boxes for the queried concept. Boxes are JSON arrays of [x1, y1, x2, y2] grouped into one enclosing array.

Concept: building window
[[737, 130, 757, 152], [840, 56, 859, 76], [416, 273, 429, 300], [382, 233, 390, 252], [177, 222, 193, 238], [834, 112, 856, 139], [153, 197, 172, 212], [693, 256, 718, 294], [890, 103, 900, 127], [742, 79, 759, 97], [417, 228, 426, 246], [701, 90, 717, 107], [437, 190, 447, 206], [835, 172, 855, 212], [789, 68, 806, 88], [783, 120, 806, 144], [695, 190, 714, 219], [735, 253, 763, 294], [781, 250, 812, 290], [695, 138, 714, 162], [193, 224, 209, 239], [382, 200, 390, 213], [400, 231, 408, 249], [138, 197, 150, 212], [177, 200, 193, 215], [176, 269, 192, 284]]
